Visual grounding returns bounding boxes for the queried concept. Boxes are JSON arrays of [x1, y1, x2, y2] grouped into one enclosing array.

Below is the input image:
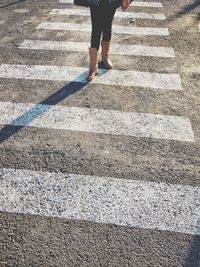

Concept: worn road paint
[[19, 40, 175, 58], [131, 1, 163, 8], [0, 168, 199, 235], [0, 101, 194, 142], [14, 9, 29, 13], [36, 22, 169, 36], [50, 8, 166, 20], [0, 64, 182, 90]]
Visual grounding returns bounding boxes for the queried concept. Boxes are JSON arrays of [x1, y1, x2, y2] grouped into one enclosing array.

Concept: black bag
[[74, 0, 125, 8], [74, 0, 90, 7]]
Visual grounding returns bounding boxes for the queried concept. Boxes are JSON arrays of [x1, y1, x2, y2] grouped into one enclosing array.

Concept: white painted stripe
[[0, 64, 182, 90], [132, 1, 163, 7], [1, 168, 199, 235], [59, 0, 72, 3], [59, 0, 163, 7], [19, 40, 175, 58], [36, 22, 169, 36], [0, 101, 194, 142], [50, 8, 166, 20], [14, 9, 29, 13]]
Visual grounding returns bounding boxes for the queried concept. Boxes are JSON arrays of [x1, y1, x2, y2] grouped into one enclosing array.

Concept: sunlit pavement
[[0, 0, 200, 266]]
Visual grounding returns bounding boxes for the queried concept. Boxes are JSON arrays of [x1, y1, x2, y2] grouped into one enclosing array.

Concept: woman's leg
[[102, 7, 116, 42], [90, 6, 102, 50], [101, 7, 116, 69], [86, 6, 102, 81]]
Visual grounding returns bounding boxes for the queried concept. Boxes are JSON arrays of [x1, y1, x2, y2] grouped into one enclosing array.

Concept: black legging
[[90, 0, 116, 49]]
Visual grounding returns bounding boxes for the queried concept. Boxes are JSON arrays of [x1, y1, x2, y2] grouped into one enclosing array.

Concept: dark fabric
[[109, 0, 121, 9], [90, 0, 116, 49], [74, 0, 121, 8], [74, 0, 90, 7]]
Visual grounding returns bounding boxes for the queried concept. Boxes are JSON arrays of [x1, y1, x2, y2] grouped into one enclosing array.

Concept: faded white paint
[[14, 9, 29, 13], [59, 0, 163, 7], [131, 1, 163, 7], [0, 64, 182, 90], [19, 40, 175, 58], [0, 101, 194, 142], [0, 168, 199, 235], [36, 22, 169, 36], [50, 8, 166, 20]]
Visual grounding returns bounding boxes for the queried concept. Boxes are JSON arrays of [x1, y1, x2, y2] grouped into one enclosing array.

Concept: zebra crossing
[[49, 8, 166, 20], [0, 101, 194, 142], [0, 0, 199, 239], [0, 64, 182, 90], [1, 168, 200, 236], [19, 40, 176, 57], [37, 22, 170, 35]]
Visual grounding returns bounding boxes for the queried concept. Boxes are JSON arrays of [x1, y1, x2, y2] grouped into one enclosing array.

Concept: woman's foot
[[86, 47, 99, 81], [101, 40, 113, 69]]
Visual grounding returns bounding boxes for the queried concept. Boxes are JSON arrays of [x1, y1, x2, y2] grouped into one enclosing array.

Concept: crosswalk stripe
[[131, 1, 163, 7], [50, 8, 166, 20], [19, 40, 175, 58], [36, 22, 169, 36], [0, 64, 182, 90], [1, 168, 199, 235], [14, 9, 29, 13], [59, 0, 163, 7], [0, 101, 194, 142]]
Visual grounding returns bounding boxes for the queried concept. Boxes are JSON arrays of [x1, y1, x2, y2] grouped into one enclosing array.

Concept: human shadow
[[168, 0, 200, 21], [184, 221, 200, 267], [176, 0, 200, 17], [0, 68, 108, 144], [0, 0, 26, 9]]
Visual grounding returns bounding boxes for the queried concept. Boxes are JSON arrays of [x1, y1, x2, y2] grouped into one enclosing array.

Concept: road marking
[[36, 22, 169, 36], [14, 9, 29, 13], [19, 40, 175, 58], [131, 1, 163, 8], [50, 8, 166, 20], [0, 168, 199, 235], [59, 0, 163, 7], [0, 101, 194, 142], [0, 64, 182, 90]]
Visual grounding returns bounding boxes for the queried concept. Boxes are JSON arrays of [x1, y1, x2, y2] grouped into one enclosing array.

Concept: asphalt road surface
[[0, 0, 200, 266]]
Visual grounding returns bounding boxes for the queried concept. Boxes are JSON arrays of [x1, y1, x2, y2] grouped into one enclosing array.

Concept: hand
[[121, 0, 129, 11]]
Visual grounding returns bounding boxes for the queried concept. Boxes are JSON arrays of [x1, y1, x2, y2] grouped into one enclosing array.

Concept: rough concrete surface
[[0, 0, 200, 266]]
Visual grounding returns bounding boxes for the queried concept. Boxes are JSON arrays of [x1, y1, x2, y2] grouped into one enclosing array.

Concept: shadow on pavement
[[0, 0, 26, 9], [168, 0, 200, 21], [184, 222, 200, 267], [176, 0, 200, 16], [0, 73, 90, 144]]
